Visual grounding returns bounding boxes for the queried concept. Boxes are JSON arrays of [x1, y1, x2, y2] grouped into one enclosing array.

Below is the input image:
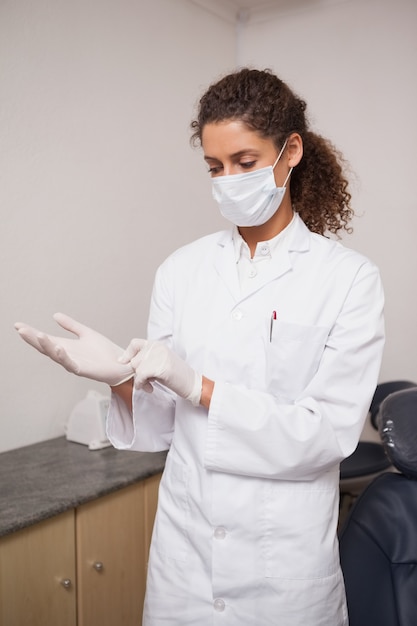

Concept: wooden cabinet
[[76, 474, 160, 626], [0, 510, 76, 626], [0, 473, 160, 626]]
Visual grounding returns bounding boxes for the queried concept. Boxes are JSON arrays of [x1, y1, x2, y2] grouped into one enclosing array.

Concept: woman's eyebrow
[[204, 149, 259, 161], [204, 155, 221, 162]]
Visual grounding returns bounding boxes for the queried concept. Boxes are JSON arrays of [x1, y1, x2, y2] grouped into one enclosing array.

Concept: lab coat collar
[[215, 212, 311, 254], [214, 212, 311, 302], [232, 211, 298, 263]]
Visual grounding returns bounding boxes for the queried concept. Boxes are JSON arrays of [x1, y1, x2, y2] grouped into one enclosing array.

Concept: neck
[[238, 202, 294, 258]]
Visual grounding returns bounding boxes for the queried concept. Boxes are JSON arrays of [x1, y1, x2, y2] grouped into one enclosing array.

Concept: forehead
[[201, 120, 275, 158]]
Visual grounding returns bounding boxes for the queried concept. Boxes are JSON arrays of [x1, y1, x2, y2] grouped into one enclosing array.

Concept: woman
[[16, 68, 385, 625]]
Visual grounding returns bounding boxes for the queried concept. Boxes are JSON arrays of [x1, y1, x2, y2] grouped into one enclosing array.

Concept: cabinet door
[[76, 475, 160, 626], [143, 472, 160, 569], [0, 511, 76, 626]]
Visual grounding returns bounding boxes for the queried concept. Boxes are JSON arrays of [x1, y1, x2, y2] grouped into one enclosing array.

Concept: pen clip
[[270, 310, 277, 342]]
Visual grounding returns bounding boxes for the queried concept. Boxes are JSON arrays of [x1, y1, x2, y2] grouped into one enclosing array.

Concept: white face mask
[[211, 140, 292, 227]]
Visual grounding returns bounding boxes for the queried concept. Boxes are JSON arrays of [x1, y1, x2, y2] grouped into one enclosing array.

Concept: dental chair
[[339, 386, 417, 626], [339, 380, 417, 511]]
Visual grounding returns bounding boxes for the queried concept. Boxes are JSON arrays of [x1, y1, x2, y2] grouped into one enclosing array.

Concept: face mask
[[211, 140, 293, 227]]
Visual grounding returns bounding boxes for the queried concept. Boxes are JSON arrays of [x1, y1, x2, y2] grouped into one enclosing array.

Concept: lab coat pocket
[[267, 321, 329, 400], [263, 481, 339, 580], [152, 453, 190, 563]]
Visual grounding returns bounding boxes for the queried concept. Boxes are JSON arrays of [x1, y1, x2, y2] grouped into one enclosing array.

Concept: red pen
[[270, 310, 277, 342]]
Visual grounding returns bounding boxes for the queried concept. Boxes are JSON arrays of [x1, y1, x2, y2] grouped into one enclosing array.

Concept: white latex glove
[[119, 339, 202, 406], [15, 313, 134, 386]]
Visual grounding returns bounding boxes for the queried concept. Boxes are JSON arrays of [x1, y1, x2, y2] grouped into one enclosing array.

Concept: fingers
[[14, 323, 79, 374], [137, 380, 154, 393], [15, 313, 87, 348], [55, 346, 80, 374], [131, 343, 159, 390], [119, 339, 155, 392], [119, 338, 148, 364], [14, 324, 48, 355], [37, 333, 79, 373], [53, 312, 87, 338], [36, 333, 65, 362]]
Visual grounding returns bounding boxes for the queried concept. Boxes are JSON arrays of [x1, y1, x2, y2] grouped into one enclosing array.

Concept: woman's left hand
[[120, 339, 202, 406]]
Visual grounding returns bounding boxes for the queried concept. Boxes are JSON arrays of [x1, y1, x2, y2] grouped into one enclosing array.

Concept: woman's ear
[[287, 133, 303, 167]]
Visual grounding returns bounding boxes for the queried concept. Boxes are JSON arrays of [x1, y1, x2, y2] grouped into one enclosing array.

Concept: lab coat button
[[214, 526, 226, 539], [213, 598, 226, 612], [231, 309, 243, 320], [260, 244, 270, 255], [248, 267, 257, 278]]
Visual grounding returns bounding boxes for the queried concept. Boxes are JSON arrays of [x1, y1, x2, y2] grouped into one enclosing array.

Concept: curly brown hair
[[190, 68, 353, 236]]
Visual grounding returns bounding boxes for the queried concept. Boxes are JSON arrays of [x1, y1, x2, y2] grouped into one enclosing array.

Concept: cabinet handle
[[93, 561, 104, 572], [60, 578, 72, 589]]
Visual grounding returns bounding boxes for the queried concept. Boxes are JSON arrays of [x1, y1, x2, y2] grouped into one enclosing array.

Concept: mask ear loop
[[282, 167, 293, 187], [272, 139, 288, 169], [272, 139, 293, 187]]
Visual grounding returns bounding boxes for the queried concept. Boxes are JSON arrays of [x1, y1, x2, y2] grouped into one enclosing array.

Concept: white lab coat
[[107, 214, 385, 626]]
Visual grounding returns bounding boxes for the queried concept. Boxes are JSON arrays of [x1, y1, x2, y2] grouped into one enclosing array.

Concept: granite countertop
[[0, 437, 167, 538]]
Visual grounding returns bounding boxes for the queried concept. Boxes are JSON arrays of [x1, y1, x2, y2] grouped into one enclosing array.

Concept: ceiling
[[190, 0, 330, 23], [191, 0, 346, 23], [225, 0, 285, 8]]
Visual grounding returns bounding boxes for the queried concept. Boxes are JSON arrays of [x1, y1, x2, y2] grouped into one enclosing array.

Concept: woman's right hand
[[15, 312, 134, 386]]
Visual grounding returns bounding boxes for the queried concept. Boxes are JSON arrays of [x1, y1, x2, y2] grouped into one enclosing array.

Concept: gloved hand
[[15, 313, 134, 386], [119, 339, 202, 406]]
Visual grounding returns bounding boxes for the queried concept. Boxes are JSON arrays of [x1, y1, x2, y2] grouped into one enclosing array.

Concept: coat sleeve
[[204, 260, 385, 481], [106, 259, 177, 452], [106, 383, 175, 451]]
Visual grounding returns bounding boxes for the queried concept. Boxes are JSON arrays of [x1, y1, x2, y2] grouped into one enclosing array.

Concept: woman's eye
[[240, 161, 256, 169], [208, 166, 222, 175]]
